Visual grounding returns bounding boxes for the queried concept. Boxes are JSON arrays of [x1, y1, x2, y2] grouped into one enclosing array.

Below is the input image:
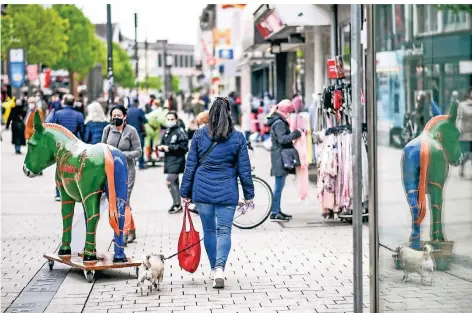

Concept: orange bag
[[177, 203, 201, 273]]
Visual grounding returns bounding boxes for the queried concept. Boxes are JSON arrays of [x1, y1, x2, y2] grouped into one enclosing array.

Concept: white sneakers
[[209, 269, 215, 280], [212, 267, 224, 289]]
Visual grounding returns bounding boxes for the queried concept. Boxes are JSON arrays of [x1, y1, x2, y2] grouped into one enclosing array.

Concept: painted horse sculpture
[[401, 102, 463, 251], [22, 111, 128, 263]]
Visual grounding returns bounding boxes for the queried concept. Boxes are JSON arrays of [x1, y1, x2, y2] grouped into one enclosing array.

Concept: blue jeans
[[195, 203, 236, 270], [138, 133, 145, 168], [272, 175, 287, 214], [15, 145, 21, 153]]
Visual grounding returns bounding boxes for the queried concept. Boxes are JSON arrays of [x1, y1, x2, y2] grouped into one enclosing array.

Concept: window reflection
[[375, 4, 472, 312]]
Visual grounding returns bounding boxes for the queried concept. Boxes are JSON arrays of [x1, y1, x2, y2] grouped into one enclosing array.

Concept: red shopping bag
[[177, 203, 201, 273]]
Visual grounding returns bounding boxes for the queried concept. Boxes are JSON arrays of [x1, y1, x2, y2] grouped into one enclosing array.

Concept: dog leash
[[379, 243, 396, 252]]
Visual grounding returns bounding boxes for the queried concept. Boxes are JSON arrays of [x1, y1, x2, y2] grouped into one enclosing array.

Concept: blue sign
[[8, 48, 26, 89], [218, 49, 234, 60]]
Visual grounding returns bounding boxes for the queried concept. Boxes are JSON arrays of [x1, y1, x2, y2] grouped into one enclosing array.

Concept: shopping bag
[[178, 203, 201, 273]]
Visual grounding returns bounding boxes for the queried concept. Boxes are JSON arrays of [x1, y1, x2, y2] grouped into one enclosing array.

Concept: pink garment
[[294, 131, 309, 200]]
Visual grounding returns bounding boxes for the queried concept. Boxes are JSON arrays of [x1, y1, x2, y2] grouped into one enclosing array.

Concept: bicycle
[[233, 143, 274, 229]]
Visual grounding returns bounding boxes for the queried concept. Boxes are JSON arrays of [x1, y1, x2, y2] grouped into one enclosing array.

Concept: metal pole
[[350, 4, 363, 313], [366, 4, 379, 313], [145, 39, 149, 89], [330, 5, 338, 57], [134, 13, 139, 95], [106, 4, 114, 105], [163, 40, 169, 97]]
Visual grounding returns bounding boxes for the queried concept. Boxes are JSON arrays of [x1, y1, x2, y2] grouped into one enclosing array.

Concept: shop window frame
[[413, 4, 443, 37], [442, 10, 471, 33]]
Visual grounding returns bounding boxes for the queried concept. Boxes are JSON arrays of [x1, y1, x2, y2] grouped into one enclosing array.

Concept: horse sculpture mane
[[424, 115, 449, 133], [43, 123, 77, 140]]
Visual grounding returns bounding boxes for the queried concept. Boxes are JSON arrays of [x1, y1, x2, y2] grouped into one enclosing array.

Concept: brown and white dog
[[137, 253, 165, 295]]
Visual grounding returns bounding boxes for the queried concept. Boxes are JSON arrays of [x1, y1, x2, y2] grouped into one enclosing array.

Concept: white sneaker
[[212, 268, 224, 289], [209, 269, 215, 280]]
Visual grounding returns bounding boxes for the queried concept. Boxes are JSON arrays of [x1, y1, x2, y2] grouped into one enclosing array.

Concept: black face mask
[[111, 117, 124, 127]]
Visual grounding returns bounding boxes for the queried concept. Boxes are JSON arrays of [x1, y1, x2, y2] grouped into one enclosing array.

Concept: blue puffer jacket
[[180, 126, 254, 205]]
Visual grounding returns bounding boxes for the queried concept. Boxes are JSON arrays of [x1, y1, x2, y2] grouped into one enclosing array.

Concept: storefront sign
[[218, 49, 234, 60], [400, 43, 424, 56], [213, 28, 231, 46], [256, 9, 284, 39], [326, 56, 345, 79], [8, 48, 26, 89]]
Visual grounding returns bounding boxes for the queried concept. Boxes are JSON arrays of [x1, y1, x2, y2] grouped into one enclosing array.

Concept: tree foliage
[[435, 5, 472, 15], [1, 5, 68, 65], [100, 42, 135, 89], [138, 76, 162, 90], [172, 76, 180, 93], [52, 4, 102, 78]]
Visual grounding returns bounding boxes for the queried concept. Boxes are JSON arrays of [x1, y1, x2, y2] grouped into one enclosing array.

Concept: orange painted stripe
[[63, 212, 73, 220], [62, 242, 70, 245], [61, 200, 74, 205], [86, 231, 96, 235], [84, 249, 95, 255], [86, 214, 100, 223], [63, 226, 72, 233], [83, 190, 103, 203], [432, 205, 441, 210], [104, 147, 120, 236], [418, 136, 429, 225], [85, 241, 95, 245], [424, 115, 448, 132], [429, 182, 443, 190], [56, 180, 63, 187]]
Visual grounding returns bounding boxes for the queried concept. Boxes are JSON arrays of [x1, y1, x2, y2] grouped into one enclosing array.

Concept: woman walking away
[[267, 99, 303, 222], [6, 99, 26, 154], [158, 111, 189, 214], [180, 97, 254, 289], [102, 105, 142, 244], [84, 102, 108, 144], [458, 87, 472, 177]]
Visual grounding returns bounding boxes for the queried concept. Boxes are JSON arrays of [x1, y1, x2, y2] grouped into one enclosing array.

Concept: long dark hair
[[208, 97, 234, 139]]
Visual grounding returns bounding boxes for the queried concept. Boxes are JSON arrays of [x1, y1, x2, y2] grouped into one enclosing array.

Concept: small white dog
[[137, 263, 153, 296], [143, 253, 165, 291], [398, 244, 435, 285]]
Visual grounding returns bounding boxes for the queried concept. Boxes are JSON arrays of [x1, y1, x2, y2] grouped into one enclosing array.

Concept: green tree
[[100, 42, 135, 88], [52, 4, 102, 91], [435, 5, 472, 15], [172, 76, 180, 93], [138, 76, 162, 90], [1, 5, 68, 65]]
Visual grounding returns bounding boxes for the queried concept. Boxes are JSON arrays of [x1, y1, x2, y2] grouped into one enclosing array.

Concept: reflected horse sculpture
[[22, 111, 128, 263], [401, 102, 463, 250]]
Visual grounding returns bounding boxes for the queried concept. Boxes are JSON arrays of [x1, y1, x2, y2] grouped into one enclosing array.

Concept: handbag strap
[[199, 141, 217, 165], [182, 202, 195, 232]]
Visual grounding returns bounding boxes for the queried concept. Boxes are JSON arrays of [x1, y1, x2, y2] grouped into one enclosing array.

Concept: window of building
[[185, 55, 189, 68], [174, 55, 179, 67], [158, 53, 162, 67], [392, 4, 407, 48], [443, 10, 470, 32], [190, 55, 194, 68], [180, 55, 184, 68], [414, 5, 441, 35]]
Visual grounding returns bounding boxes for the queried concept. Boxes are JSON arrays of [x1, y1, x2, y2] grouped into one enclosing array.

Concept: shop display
[[22, 111, 140, 282], [313, 70, 368, 222], [398, 101, 462, 270]]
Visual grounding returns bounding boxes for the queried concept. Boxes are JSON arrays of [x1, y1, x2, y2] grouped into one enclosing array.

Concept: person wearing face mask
[[266, 99, 303, 222], [102, 105, 142, 244], [158, 111, 189, 214]]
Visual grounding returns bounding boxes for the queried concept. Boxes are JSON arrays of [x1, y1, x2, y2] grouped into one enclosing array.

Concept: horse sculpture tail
[[417, 137, 430, 225], [103, 147, 120, 236]]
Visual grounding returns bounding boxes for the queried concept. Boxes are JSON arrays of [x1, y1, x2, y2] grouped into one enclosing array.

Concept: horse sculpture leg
[[406, 190, 421, 250], [82, 192, 102, 262], [57, 179, 75, 256], [429, 183, 445, 242]]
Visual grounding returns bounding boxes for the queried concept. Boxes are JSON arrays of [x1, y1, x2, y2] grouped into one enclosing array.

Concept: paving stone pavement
[[2, 131, 472, 313]]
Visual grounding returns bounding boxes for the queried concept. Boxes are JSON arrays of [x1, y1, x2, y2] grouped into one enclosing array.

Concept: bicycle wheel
[[233, 176, 273, 229]]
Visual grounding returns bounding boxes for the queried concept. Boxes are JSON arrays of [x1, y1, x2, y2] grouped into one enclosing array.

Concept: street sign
[[8, 48, 26, 89]]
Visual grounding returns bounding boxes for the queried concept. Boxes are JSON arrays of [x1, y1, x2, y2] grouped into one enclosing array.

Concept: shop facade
[[367, 4, 472, 313]]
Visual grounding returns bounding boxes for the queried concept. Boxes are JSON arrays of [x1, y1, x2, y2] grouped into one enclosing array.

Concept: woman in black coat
[[266, 100, 302, 222], [6, 99, 26, 154], [158, 111, 189, 214]]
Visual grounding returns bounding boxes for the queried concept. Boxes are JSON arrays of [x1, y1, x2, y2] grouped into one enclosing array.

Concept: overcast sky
[[81, 3, 206, 45]]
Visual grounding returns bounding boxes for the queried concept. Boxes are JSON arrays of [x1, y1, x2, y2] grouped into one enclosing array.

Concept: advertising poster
[[8, 48, 26, 89]]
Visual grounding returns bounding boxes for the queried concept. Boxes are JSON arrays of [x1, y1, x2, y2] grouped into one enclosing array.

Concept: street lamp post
[[106, 4, 114, 105], [134, 13, 139, 96]]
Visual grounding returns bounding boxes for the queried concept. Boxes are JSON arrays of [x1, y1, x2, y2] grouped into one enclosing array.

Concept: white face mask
[[167, 121, 176, 128], [28, 103, 36, 110]]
